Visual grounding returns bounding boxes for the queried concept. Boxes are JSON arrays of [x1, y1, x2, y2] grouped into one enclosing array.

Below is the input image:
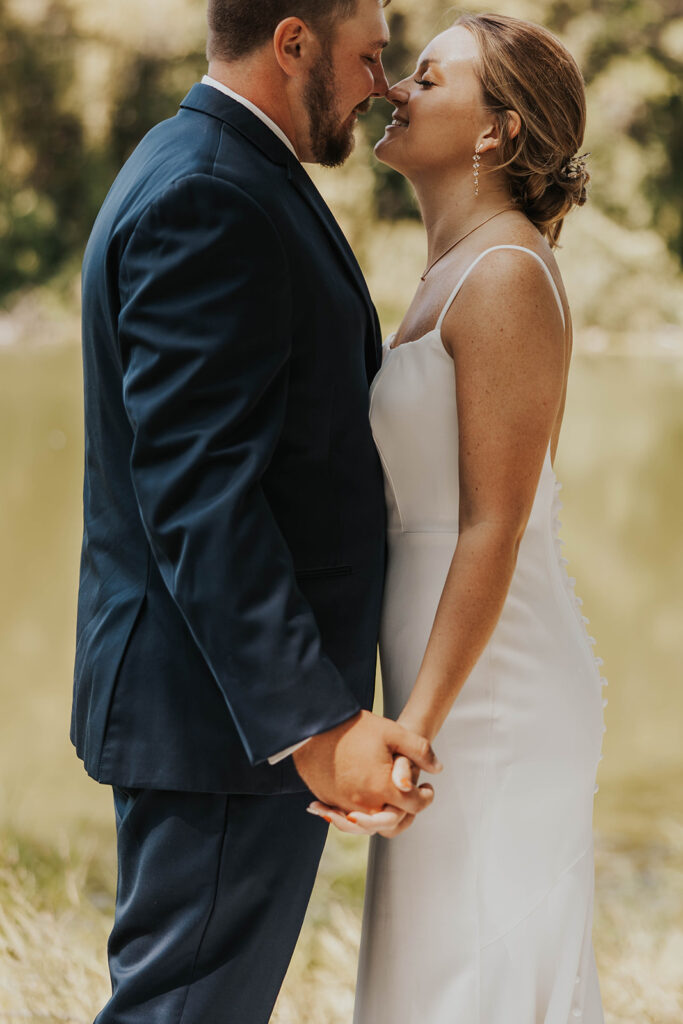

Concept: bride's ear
[[505, 109, 522, 141], [477, 109, 521, 154]]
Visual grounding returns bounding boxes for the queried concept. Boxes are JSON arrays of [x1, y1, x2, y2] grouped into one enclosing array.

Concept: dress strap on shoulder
[[435, 244, 566, 333]]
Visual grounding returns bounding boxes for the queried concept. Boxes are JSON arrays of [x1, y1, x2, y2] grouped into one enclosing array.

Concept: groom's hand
[[292, 710, 442, 816], [307, 755, 423, 838]]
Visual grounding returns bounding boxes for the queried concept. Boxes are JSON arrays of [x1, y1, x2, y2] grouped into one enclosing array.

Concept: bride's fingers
[[346, 805, 406, 831], [376, 783, 434, 837], [307, 802, 370, 835], [307, 801, 410, 836], [306, 777, 434, 836], [392, 755, 417, 792]]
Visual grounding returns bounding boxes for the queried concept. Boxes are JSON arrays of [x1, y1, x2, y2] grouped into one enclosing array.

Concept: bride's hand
[[307, 800, 411, 836], [307, 755, 430, 837]]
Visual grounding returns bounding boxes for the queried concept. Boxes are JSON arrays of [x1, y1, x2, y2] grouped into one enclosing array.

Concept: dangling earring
[[473, 145, 482, 197]]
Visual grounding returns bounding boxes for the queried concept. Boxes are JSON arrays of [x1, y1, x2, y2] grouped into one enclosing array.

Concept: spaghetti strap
[[435, 244, 566, 333]]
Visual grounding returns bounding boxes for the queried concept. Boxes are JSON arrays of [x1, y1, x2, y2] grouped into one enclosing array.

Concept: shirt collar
[[201, 75, 299, 161]]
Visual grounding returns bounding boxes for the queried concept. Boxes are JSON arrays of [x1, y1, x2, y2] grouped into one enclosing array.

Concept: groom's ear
[[273, 17, 317, 77]]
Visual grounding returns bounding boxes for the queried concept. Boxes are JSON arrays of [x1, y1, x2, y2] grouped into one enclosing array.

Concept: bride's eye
[[415, 78, 434, 89]]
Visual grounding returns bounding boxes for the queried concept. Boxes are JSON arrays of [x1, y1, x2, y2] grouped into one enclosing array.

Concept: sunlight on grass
[[0, 814, 681, 1023]]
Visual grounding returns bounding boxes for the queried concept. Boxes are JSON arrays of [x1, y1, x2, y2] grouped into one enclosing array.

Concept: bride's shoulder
[[472, 233, 555, 274], [441, 241, 567, 356], [460, 236, 562, 307]]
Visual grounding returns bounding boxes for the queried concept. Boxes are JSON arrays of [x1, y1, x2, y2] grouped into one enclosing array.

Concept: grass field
[[1, 337, 682, 1022]]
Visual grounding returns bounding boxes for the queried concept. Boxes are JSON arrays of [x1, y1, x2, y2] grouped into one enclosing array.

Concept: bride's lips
[[387, 113, 409, 130]]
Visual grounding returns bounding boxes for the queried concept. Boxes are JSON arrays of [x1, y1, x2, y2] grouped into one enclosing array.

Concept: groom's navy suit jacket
[[71, 84, 386, 794]]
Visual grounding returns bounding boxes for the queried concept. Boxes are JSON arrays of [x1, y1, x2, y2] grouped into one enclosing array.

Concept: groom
[[72, 0, 440, 1021]]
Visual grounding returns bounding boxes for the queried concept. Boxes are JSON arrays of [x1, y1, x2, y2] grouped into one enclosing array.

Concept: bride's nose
[[386, 79, 411, 106]]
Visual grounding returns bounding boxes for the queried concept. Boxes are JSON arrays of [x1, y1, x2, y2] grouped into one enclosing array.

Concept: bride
[[310, 13, 605, 1023]]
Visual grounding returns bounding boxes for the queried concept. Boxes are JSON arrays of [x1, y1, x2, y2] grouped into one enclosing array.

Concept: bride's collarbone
[[392, 236, 563, 350], [390, 277, 453, 348]]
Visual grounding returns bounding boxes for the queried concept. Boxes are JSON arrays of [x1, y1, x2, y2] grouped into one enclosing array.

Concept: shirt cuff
[[267, 736, 312, 765]]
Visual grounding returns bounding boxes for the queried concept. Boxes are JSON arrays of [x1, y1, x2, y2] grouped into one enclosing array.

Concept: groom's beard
[[304, 50, 370, 167]]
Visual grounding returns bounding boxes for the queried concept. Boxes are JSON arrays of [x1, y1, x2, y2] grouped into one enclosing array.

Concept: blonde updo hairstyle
[[456, 13, 589, 247]]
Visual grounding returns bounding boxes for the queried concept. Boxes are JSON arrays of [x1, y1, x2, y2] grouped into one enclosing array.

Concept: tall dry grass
[[1, 804, 681, 1024], [0, 832, 111, 1021]]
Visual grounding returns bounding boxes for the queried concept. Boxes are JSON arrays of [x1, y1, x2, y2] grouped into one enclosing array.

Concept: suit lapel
[[287, 162, 372, 313], [179, 83, 381, 379], [180, 84, 292, 168]]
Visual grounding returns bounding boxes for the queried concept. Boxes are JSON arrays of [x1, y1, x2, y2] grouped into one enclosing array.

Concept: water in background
[[1, 341, 682, 828]]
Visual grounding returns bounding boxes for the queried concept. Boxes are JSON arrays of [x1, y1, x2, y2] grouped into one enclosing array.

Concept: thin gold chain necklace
[[421, 208, 514, 281]]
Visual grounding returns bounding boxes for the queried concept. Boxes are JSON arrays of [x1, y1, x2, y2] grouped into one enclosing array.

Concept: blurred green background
[[0, 0, 681, 1021]]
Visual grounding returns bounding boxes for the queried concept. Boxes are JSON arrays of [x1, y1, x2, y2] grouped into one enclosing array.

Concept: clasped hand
[[291, 710, 441, 839], [309, 754, 424, 837]]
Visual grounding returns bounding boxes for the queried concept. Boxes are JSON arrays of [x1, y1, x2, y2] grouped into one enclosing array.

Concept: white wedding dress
[[354, 246, 605, 1023]]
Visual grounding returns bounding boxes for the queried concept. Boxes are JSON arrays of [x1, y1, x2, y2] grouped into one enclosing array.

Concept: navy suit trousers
[[96, 787, 330, 1023]]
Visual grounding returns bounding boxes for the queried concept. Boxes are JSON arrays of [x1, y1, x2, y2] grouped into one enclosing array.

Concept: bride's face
[[375, 26, 490, 178]]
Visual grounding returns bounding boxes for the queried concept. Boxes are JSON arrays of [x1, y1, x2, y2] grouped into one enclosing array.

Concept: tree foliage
[[0, 0, 680, 300]]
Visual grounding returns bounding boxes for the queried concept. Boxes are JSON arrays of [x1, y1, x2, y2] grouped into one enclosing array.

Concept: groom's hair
[[207, 0, 389, 61]]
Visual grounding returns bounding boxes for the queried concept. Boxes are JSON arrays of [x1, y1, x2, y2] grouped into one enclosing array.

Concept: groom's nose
[[371, 58, 390, 97]]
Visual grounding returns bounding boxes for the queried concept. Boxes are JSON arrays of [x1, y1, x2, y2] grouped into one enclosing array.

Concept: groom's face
[[304, 0, 390, 166]]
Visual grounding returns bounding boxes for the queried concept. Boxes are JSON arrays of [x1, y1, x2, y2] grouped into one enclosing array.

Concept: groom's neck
[[207, 57, 303, 157]]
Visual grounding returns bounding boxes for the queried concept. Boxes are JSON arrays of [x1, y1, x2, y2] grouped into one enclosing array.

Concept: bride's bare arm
[[308, 249, 566, 836], [398, 249, 566, 742]]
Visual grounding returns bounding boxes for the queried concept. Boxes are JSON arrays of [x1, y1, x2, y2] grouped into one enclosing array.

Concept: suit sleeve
[[117, 173, 361, 765]]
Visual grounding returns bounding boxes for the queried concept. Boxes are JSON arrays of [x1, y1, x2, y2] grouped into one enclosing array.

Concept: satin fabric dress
[[354, 246, 605, 1024]]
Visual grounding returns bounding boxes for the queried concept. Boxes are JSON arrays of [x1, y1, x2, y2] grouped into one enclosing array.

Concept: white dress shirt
[[201, 75, 298, 160], [202, 74, 309, 766]]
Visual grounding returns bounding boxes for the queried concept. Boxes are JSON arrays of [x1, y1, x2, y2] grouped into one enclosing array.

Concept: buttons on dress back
[[572, 974, 583, 1018]]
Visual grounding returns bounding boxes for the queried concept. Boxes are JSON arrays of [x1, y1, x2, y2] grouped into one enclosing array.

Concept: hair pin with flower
[[560, 152, 591, 181]]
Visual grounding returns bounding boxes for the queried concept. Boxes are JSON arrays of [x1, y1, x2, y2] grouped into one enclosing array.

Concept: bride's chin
[[374, 135, 403, 170]]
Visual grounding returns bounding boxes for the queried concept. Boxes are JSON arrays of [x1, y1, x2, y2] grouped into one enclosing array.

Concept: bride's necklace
[[421, 208, 514, 281]]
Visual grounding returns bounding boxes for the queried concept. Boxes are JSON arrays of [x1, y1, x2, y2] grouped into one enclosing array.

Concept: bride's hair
[[456, 13, 589, 248]]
